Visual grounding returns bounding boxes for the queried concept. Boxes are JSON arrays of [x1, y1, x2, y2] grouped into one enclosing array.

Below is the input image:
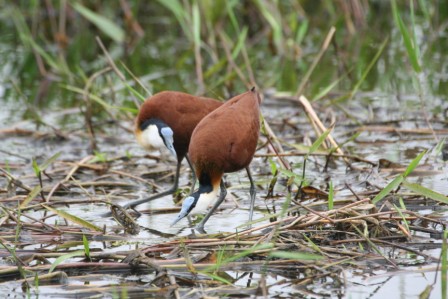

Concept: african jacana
[[123, 91, 222, 210], [172, 88, 261, 232]]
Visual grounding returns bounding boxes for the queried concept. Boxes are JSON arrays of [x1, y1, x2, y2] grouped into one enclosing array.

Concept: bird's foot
[[194, 224, 207, 234], [130, 207, 143, 218], [120, 203, 143, 218]]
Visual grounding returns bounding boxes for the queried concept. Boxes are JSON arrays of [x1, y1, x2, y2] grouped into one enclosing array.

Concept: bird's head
[[171, 192, 199, 226], [135, 118, 177, 158], [171, 180, 219, 226]]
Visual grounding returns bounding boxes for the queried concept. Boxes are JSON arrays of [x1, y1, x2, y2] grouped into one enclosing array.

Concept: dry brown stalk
[[119, 0, 145, 38], [96, 37, 126, 81], [263, 119, 291, 170], [222, 215, 298, 241], [218, 31, 251, 89], [255, 151, 376, 165], [293, 201, 335, 223], [0, 168, 33, 192], [46, 155, 93, 202], [299, 95, 345, 156], [295, 27, 336, 97], [357, 125, 448, 135], [83, 67, 113, 153]]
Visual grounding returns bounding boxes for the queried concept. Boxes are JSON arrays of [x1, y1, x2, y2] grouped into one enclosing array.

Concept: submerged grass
[[372, 150, 426, 204]]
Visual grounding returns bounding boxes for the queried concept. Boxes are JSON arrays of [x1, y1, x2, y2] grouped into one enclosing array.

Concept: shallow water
[[1, 99, 446, 297]]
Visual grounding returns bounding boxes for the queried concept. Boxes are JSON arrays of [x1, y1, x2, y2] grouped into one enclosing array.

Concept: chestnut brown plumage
[[172, 88, 261, 232], [124, 91, 222, 210]]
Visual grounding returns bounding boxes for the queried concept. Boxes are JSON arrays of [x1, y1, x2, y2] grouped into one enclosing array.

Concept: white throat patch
[[136, 124, 165, 151], [189, 187, 219, 215]]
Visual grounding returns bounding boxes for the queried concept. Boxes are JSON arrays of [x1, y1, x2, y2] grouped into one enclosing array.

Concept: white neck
[[189, 187, 219, 215], [136, 125, 165, 151]]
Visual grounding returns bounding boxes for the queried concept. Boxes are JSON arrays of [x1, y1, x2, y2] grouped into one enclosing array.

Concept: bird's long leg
[[195, 180, 226, 233], [185, 154, 197, 195], [122, 159, 181, 211], [246, 166, 256, 229]]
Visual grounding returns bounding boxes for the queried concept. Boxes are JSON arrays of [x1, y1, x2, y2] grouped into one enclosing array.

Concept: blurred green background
[[1, 0, 447, 126]]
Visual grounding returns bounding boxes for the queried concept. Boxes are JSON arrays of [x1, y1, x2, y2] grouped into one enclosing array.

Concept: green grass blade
[[399, 196, 407, 210], [303, 234, 325, 254], [119, 61, 151, 99], [295, 19, 309, 45], [32, 158, 40, 177], [10, 12, 70, 77], [218, 27, 248, 59], [372, 175, 404, 204], [49, 250, 85, 273], [442, 230, 447, 299], [254, 0, 282, 51], [204, 243, 274, 272], [156, 0, 190, 40], [269, 251, 324, 260], [19, 185, 42, 210], [34, 272, 39, 290], [403, 150, 426, 177], [40, 152, 61, 172], [199, 272, 233, 285], [328, 132, 361, 156], [308, 127, 333, 155], [82, 235, 91, 260], [351, 37, 388, 99], [328, 180, 334, 210], [0, 239, 27, 279], [391, 0, 421, 72], [420, 285, 433, 299], [409, 0, 420, 59], [226, 0, 240, 32], [62, 85, 112, 108], [312, 78, 342, 102], [278, 168, 303, 185], [223, 243, 273, 264], [71, 2, 124, 43], [123, 81, 147, 103], [62, 85, 138, 113], [434, 138, 446, 157], [25, 36, 64, 73], [269, 158, 277, 176], [393, 203, 410, 232], [43, 205, 103, 232], [9, 6, 32, 48], [418, 0, 430, 21], [402, 181, 448, 204], [231, 27, 248, 60]]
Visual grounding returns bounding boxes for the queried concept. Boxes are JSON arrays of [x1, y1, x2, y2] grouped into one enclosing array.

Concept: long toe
[[194, 224, 207, 234]]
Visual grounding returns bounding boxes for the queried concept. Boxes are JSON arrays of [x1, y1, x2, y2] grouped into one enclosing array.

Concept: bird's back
[[190, 89, 261, 174], [136, 91, 222, 160]]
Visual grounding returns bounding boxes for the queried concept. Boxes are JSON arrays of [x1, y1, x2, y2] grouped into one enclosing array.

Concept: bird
[[123, 91, 223, 210], [172, 87, 261, 232]]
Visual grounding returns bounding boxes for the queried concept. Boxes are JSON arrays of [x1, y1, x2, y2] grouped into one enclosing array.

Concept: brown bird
[[172, 87, 261, 232], [123, 91, 222, 210]]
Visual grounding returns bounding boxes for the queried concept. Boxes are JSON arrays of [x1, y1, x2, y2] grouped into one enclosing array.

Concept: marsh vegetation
[[0, 1, 447, 298]]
